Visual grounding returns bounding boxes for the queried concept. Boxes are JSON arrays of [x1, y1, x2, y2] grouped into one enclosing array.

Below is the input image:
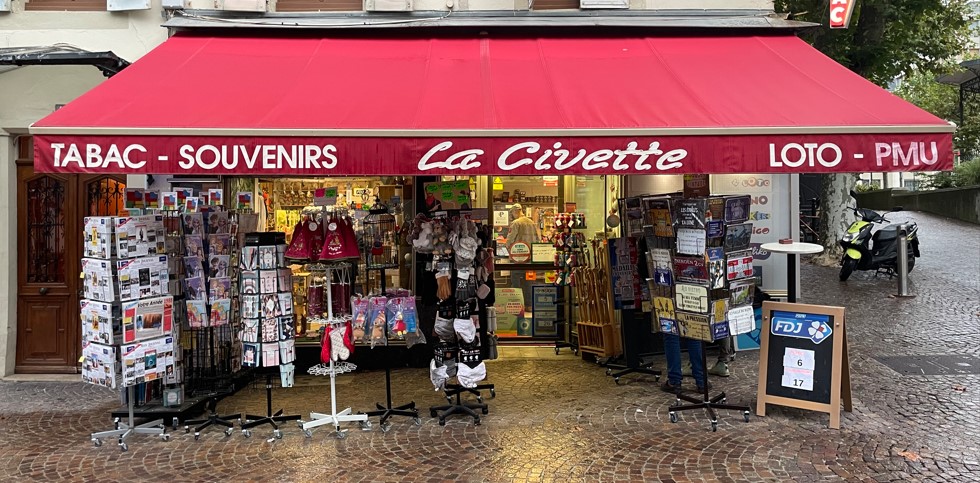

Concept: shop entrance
[[14, 136, 125, 373]]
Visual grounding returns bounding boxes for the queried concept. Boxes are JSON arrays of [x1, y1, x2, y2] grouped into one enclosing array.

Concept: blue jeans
[[663, 334, 706, 387]]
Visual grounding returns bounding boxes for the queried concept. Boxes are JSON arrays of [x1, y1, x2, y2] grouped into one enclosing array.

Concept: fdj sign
[[771, 311, 833, 344]]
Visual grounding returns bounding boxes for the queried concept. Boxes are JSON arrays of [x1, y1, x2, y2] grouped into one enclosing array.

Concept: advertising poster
[[493, 288, 527, 336], [423, 180, 472, 211], [121, 295, 174, 344]]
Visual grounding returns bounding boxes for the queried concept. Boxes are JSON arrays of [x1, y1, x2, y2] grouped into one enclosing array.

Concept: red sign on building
[[830, 0, 856, 29]]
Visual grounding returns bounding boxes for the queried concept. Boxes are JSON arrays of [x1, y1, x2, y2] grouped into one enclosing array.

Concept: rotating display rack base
[[429, 383, 493, 426], [183, 397, 239, 440], [240, 372, 302, 439], [667, 345, 751, 432], [91, 386, 170, 451], [302, 360, 370, 439], [604, 359, 662, 385]]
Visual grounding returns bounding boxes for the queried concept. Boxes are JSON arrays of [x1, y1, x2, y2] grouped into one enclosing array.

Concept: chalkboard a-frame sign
[[756, 301, 853, 429]]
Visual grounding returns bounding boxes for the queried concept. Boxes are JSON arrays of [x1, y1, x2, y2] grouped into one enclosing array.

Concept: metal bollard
[[896, 224, 912, 297]]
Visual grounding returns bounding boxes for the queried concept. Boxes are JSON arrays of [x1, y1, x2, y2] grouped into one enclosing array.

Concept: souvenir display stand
[[239, 232, 301, 439], [81, 214, 175, 450], [181, 207, 245, 439], [604, 201, 661, 384], [553, 213, 584, 357], [301, 262, 370, 439], [362, 207, 422, 431], [412, 211, 495, 426], [643, 194, 755, 431]]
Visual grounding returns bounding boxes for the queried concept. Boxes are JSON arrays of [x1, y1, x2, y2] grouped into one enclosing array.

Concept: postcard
[[186, 299, 209, 328], [185, 235, 205, 260], [184, 276, 207, 302], [209, 277, 232, 301], [210, 299, 231, 327], [208, 233, 231, 256]]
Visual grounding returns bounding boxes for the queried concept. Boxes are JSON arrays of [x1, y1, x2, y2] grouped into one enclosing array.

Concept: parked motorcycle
[[838, 191, 919, 281]]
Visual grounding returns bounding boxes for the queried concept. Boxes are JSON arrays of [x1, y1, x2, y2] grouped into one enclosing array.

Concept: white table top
[[760, 242, 825, 255]]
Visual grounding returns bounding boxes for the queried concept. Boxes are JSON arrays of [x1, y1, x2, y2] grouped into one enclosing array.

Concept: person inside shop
[[662, 334, 708, 394], [506, 203, 539, 250]]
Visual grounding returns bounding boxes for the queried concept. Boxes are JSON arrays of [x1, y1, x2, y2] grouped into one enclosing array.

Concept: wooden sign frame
[[756, 301, 852, 429]]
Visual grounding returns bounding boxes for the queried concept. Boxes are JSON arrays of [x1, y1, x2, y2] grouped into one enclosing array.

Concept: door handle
[[39, 287, 49, 296]]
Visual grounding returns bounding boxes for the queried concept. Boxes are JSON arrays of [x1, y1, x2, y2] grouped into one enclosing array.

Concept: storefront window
[[491, 176, 560, 264]]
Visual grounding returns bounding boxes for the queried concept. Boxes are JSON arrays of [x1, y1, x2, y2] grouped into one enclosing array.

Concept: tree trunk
[[813, 173, 857, 266]]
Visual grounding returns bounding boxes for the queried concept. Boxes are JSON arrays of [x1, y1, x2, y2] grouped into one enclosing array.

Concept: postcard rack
[[301, 263, 370, 439]]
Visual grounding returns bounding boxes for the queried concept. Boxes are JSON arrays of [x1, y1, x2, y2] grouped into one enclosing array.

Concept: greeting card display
[[707, 247, 726, 289], [241, 270, 259, 294], [724, 195, 751, 223], [647, 198, 675, 237], [240, 246, 258, 271], [724, 223, 754, 253], [675, 199, 707, 229], [676, 311, 730, 343], [726, 249, 754, 281], [279, 339, 295, 364], [114, 215, 166, 259], [242, 295, 260, 319], [84, 217, 116, 259], [116, 256, 169, 301], [209, 277, 231, 301], [185, 235, 205, 260], [209, 299, 231, 327], [82, 342, 119, 389], [80, 299, 122, 345], [81, 258, 119, 302], [673, 255, 709, 284], [186, 300, 209, 328], [121, 295, 174, 344], [121, 335, 177, 387], [242, 318, 259, 343]]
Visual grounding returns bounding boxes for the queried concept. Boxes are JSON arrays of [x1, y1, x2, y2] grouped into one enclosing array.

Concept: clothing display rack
[[362, 208, 421, 432], [668, 343, 751, 431], [91, 385, 170, 451], [301, 263, 370, 439]]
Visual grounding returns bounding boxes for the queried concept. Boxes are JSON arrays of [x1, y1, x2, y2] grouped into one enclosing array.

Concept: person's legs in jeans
[[685, 339, 707, 389], [662, 333, 682, 386]]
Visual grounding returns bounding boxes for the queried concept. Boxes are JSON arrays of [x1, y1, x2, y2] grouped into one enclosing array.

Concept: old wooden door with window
[[15, 136, 125, 373]]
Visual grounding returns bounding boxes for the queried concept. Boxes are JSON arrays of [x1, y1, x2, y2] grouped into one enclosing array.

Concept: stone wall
[[855, 187, 980, 225]]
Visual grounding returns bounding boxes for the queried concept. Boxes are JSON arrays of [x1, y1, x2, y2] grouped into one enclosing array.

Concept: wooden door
[[14, 136, 125, 373]]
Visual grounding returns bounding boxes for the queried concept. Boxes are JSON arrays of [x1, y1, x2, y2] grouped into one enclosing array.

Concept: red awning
[[31, 33, 954, 176]]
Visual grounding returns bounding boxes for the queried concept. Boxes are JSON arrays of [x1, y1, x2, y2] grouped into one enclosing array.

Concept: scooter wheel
[[839, 257, 858, 281]]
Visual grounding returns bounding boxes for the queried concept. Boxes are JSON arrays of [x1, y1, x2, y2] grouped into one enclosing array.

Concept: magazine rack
[[91, 385, 170, 451], [301, 264, 370, 439]]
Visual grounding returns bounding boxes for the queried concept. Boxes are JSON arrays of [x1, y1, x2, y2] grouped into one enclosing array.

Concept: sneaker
[[709, 361, 731, 377], [660, 380, 683, 394], [681, 362, 693, 377]]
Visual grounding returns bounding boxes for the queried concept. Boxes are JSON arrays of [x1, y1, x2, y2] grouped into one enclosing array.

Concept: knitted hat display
[[284, 219, 312, 260], [338, 215, 362, 260], [318, 214, 346, 260], [307, 217, 326, 262]]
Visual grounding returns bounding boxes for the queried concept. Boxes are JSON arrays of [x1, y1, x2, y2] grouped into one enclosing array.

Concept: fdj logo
[[771, 313, 833, 344]]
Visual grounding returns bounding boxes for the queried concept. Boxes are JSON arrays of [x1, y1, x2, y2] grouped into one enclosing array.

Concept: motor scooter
[[839, 191, 919, 281]]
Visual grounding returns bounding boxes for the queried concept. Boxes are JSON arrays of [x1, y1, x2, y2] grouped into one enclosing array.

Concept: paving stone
[[0, 212, 979, 482]]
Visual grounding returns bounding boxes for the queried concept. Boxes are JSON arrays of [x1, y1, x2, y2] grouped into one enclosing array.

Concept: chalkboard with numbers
[[756, 301, 852, 429]]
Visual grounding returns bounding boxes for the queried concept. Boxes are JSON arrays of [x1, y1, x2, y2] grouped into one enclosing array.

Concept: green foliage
[[921, 171, 956, 189], [919, 158, 980, 188], [773, 0, 972, 85], [894, 68, 980, 163], [953, 158, 980, 186], [854, 181, 881, 192]]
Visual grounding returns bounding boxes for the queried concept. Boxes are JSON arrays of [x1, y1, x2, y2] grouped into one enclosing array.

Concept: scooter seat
[[873, 225, 899, 242]]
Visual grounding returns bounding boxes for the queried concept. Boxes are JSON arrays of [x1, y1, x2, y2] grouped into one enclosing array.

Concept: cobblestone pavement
[[1, 212, 978, 483]]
